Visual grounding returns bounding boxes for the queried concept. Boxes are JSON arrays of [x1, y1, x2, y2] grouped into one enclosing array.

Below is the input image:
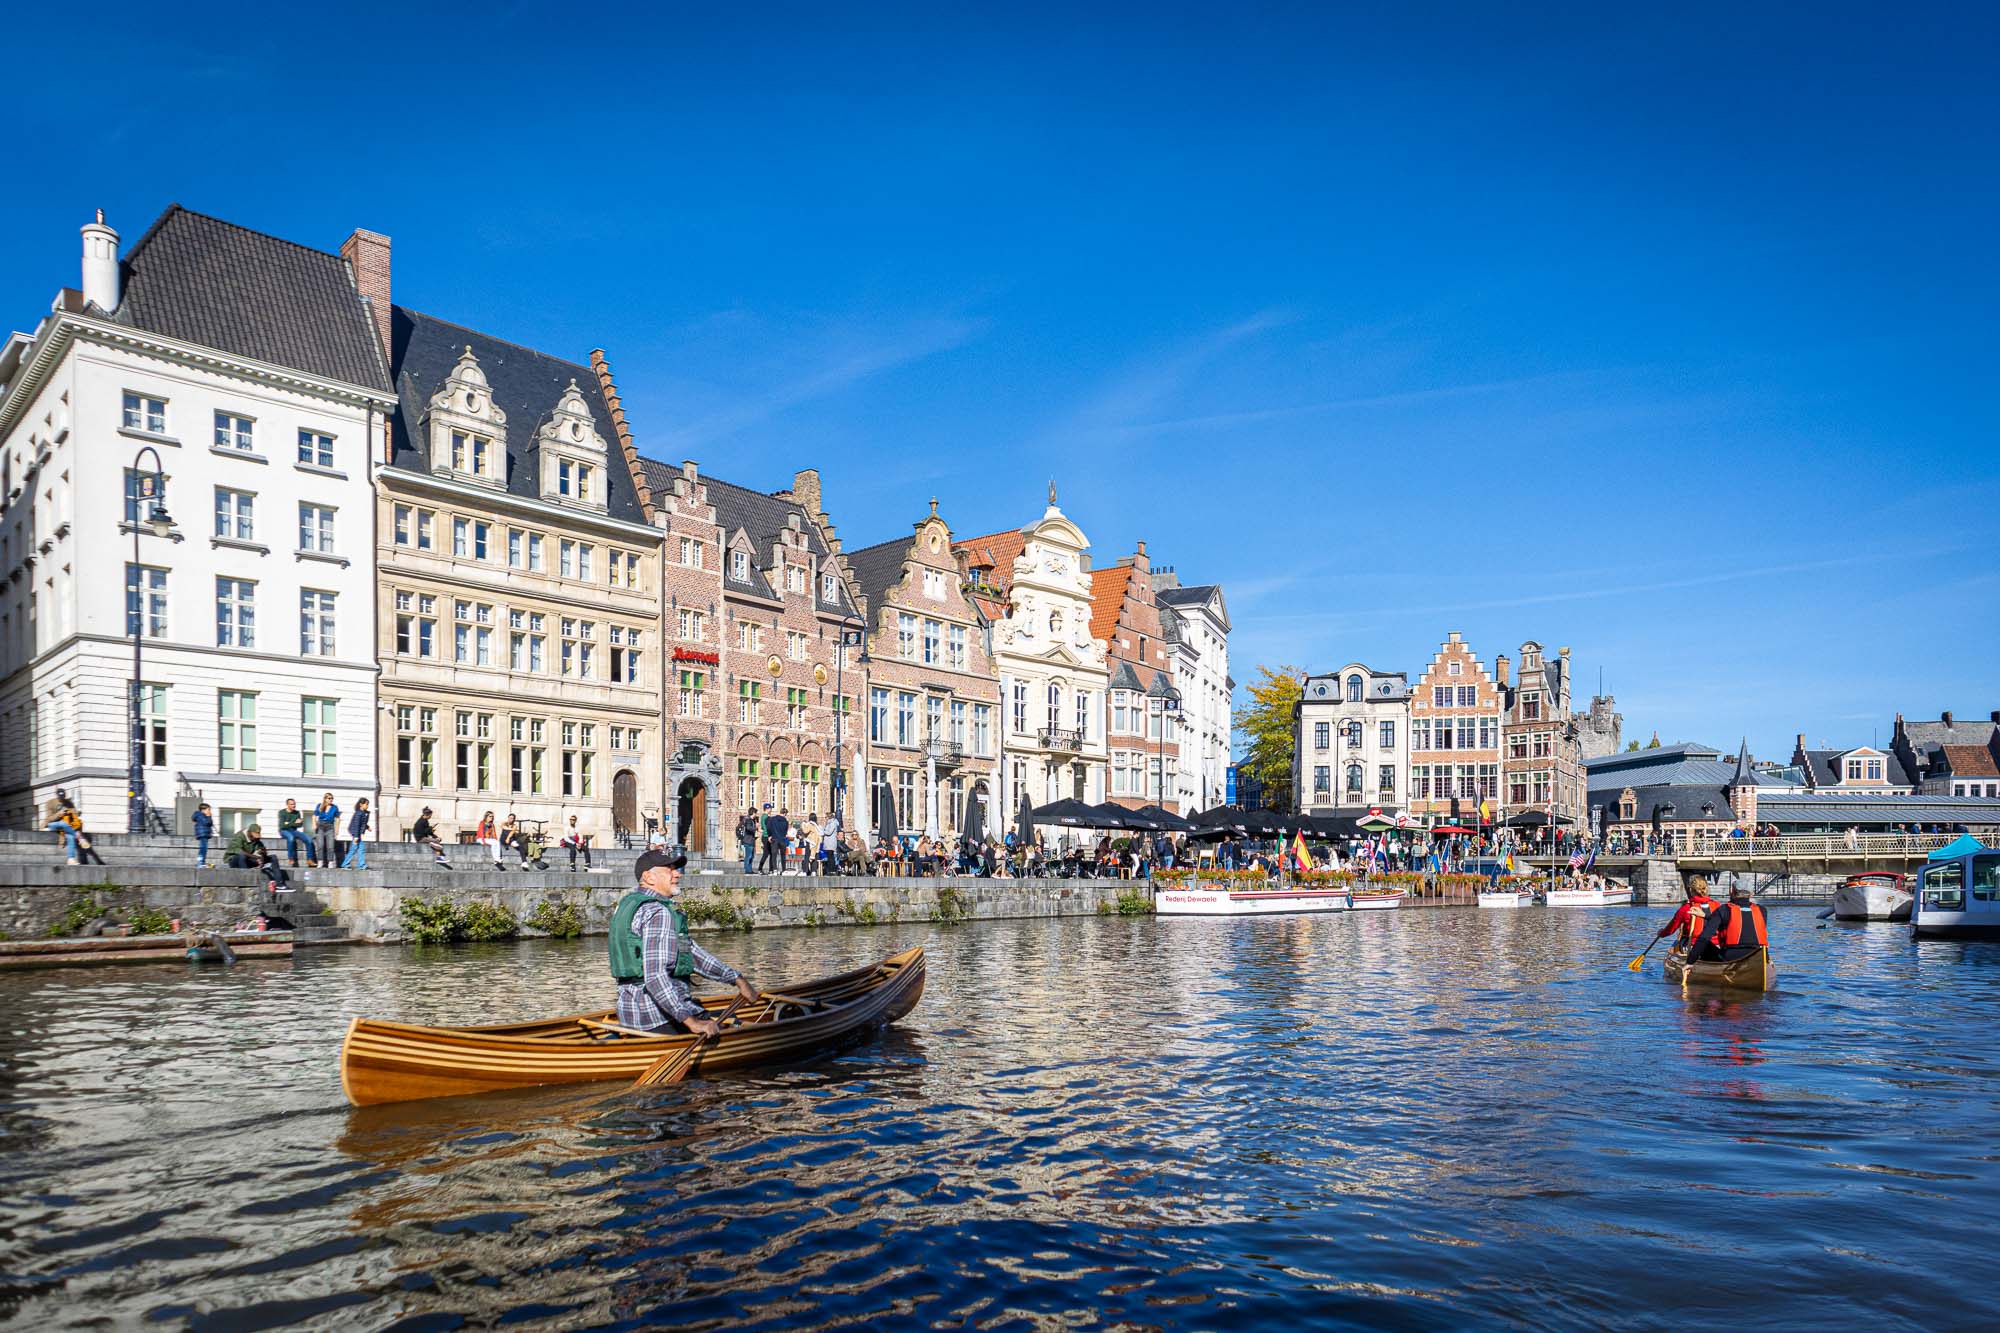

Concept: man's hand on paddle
[[735, 976, 757, 1004], [686, 1016, 721, 1038]]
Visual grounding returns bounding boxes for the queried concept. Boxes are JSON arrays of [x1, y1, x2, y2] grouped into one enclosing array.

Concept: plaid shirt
[[614, 898, 740, 1030]]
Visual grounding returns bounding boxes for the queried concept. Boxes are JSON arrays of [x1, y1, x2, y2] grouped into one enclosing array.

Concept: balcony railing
[[1037, 727, 1083, 752], [924, 734, 966, 769]]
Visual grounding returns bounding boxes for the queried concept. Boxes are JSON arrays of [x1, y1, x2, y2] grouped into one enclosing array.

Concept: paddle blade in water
[[1627, 955, 1647, 971]]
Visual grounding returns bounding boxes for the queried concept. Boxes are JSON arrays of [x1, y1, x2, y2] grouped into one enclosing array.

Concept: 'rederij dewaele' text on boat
[[1477, 886, 1534, 908], [1911, 836, 2000, 941], [1545, 880, 1634, 907], [1832, 871, 1913, 922], [1154, 882, 1351, 916], [339, 946, 925, 1106]]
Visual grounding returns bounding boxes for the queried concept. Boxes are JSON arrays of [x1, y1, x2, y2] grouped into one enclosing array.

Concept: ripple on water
[[2, 914, 1999, 1329]]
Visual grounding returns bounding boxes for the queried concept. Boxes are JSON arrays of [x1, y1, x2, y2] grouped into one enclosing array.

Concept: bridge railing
[[1679, 832, 1976, 860]]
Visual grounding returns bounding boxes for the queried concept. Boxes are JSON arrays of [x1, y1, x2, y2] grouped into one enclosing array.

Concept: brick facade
[[1091, 542, 1183, 811], [1497, 641, 1585, 830], [1408, 632, 1502, 823], [643, 458, 728, 856]]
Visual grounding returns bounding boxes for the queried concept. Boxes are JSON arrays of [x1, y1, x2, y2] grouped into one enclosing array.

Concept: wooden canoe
[[1663, 946, 1773, 991], [339, 945, 925, 1106]]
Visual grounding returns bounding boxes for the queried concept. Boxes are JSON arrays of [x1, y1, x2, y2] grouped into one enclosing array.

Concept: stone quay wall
[[0, 866, 282, 939]]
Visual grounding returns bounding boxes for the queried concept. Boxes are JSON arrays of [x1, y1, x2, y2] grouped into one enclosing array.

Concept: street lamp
[[126, 445, 174, 833], [1148, 678, 1182, 812]]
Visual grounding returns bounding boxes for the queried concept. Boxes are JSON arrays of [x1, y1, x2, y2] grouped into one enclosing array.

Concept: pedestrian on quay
[[561, 815, 593, 871], [819, 813, 841, 874], [44, 791, 81, 864], [278, 798, 314, 867], [609, 847, 758, 1035], [312, 793, 341, 868], [796, 814, 819, 875], [736, 808, 759, 875], [192, 801, 215, 869], [340, 798, 371, 869], [410, 807, 452, 867], [760, 807, 791, 874]]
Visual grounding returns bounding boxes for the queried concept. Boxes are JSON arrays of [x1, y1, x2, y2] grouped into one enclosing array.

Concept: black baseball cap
[[636, 847, 688, 875]]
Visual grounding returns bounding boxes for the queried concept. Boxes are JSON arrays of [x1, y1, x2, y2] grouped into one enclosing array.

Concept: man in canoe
[[1682, 883, 1768, 964], [612, 847, 757, 1039], [1653, 876, 1718, 950]]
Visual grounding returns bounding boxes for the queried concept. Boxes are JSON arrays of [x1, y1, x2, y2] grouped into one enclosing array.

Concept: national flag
[[1585, 845, 1598, 870], [1479, 798, 1491, 824], [1291, 829, 1310, 871]]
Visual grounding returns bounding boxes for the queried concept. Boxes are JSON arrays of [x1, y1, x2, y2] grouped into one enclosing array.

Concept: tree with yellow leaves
[[1232, 664, 1302, 809]]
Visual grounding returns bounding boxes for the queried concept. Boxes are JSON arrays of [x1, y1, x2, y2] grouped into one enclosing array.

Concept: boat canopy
[[1927, 834, 1989, 861]]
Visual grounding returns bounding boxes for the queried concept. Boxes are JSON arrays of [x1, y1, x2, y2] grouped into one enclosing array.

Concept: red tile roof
[[1942, 744, 2000, 778], [1088, 565, 1129, 644]]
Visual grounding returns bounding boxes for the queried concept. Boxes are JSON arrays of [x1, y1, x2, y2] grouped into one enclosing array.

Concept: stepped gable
[[387, 309, 645, 524], [111, 203, 390, 390], [660, 468, 858, 617]]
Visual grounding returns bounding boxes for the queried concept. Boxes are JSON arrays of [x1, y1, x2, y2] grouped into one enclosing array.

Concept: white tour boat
[[1831, 872, 1912, 922], [1476, 887, 1535, 909], [1545, 882, 1634, 907], [1154, 885, 1352, 917]]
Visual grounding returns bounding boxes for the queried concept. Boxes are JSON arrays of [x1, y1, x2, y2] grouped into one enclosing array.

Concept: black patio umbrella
[[1016, 790, 1036, 844], [1134, 804, 1193, 833], [1184, 805, 1247, 840], [1032, 798, 1103, 828], [1237, 806, 1289, 838], [962, 787, 987, 846], [875, 784, 901, 850], [1083, 802, 1139, 829]]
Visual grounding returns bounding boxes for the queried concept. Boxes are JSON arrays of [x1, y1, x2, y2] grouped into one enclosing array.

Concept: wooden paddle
[[632, 994, 747, 1088], [1627, 935, 1666, 971]]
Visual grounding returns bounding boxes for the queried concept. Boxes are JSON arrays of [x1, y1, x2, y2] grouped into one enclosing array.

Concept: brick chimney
[[1495, 653, 1511, 687], [1942, 710, 1954, 729], [341, 229, 392, 368], [791, 468, 822, 518]]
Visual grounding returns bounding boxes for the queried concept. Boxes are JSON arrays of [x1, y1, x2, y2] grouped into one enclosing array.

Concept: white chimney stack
[[81, 209, 120, 312]]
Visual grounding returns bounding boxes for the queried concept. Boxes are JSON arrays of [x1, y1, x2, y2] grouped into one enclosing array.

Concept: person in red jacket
[[1686, 885, 1768, 962], [1655, 876, 1718, 948]]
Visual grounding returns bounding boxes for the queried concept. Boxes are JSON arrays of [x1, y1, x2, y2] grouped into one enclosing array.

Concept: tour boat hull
[[1832, 875, 1911, 922], [1346, 888, 1405, 911], [1663, 946, 1773, 991], [1477, 891, 1533, 909], [1545, 887, 1633, 907], [1155, 887, 1350, 916], [339, 946, 925, 1106]]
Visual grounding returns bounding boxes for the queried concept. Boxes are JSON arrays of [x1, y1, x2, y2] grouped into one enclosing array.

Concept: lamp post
[[1148, 679, 1182, 813], [126, 446, 175, 833], [833, 617, 866, 836]]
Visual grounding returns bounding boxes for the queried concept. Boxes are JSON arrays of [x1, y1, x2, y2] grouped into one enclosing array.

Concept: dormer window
[[426, 347, 508, 489], [557, 459, 594, 501], [451, 431, 494, 478], [1346, 674, 1362, 701], [731, 550, 749, 581], [822, 573, 839, 602]]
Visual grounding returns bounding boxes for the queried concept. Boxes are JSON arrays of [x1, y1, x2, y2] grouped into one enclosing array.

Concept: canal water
[[2, 909, 1996, 1331]]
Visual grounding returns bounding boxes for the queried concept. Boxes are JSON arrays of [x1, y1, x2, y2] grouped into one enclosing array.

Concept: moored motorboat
[[1546, 882, 1634, 907], [1154, 885, 1350, 916], [1832, 872, 1912, 922], [1346, 887, 1406, 911], [1663, 945, 1773, 991], [339, 946, 925, 1106], [1911, 837, 2000, 940], [1476, 889, 1533, 909]]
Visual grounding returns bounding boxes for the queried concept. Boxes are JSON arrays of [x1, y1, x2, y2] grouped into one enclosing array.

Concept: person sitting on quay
[[226, 824, 291, 893], [44, 791, 82, 865], [561, 815, 593, 871], [277, 798, 316, 867], [476, 810, 504, 869], [410, 807, 453, 868], [844, 829, 877, 876], [610, 847, 757, 1037], [1684, 884, 1768, 964]]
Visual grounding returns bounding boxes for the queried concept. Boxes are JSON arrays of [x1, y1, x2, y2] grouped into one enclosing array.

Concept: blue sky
[[4, 4, 1993, 760]]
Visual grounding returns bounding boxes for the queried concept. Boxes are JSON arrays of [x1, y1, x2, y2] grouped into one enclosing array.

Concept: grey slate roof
[[1901, 717, 1999, 749], [1591, 783, 1736, 825], [1585, 743, 1725, 776], [388, 309, 645, 524], [1107, 660, 1145, 692], [1155, 582, 1230, 630], [112, 205, 390, 391], [1754, 794, 2000, 827], [636, 460, 858, 617], [844, 535, 916, 617], [1589, 758, 1785, 799], [1800, 749, 1913, 788]]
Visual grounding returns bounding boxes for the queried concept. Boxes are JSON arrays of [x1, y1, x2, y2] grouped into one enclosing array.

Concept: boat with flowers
[[1153, 870, 1351, 916]]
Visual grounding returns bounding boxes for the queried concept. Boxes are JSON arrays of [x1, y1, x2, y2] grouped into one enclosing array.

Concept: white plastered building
[[0, 207, 394, 835], [1155, 574, 1231, 813]]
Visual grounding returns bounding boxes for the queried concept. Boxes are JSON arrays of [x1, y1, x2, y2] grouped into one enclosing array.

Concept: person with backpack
[[735, 808, 759, 875]]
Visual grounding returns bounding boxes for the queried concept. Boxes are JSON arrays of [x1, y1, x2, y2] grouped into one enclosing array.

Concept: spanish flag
[[1291, 829, 1311, 871]]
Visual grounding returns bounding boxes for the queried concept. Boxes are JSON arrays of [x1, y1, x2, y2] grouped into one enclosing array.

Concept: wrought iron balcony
[[924, 733, 966, 769], [1037, 727, 1084, 752]]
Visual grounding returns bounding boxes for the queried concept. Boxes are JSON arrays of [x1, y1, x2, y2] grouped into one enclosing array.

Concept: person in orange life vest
[[1684, 884, 1768, 963], [1654, 876, 1718, 947]]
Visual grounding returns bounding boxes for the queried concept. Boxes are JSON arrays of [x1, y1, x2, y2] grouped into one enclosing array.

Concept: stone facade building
[[845, 501, 1000, 840], [637, 457, 727, 856], [1090, 542, 1182, 811], [0, 207, 395, 835], [1294, 664, 1411, 819], [1408, 632, 1502, 823], [1576, 692, 1623, 760], [371, 280, 664, 843], [1154, 572, 1231, 814], [705, 468, 862, 842], [1496, 642, 1585, 829], [955, 487, 1109, 817]]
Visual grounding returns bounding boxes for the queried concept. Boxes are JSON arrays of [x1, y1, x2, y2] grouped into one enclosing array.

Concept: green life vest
[[607, 891, 694, 984]]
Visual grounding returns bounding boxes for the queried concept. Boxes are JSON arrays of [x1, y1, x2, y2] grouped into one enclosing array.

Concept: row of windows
[[1007, 681, 1096, 740], [391, 504, 645, 588], [738, 759, 828, 819], [1110, 753, 1177, 796], [1411, 764, 1499, 800], [122, 391, 337, 467], [1109, 690, 1178, 739], [124, 565, 341, 657], [895, 614, 970, 668], [390, 591, 644, 682], [1428, 685, 1483, 709], [1308, 763, 1399, 799], [391, 706, 643, 796], [123, 473, 340, 557], [121, 685, 341, 776], [1412, 717, 1499, 751], [867, 690, 996, 754], [1311, 719, 1398, 750]]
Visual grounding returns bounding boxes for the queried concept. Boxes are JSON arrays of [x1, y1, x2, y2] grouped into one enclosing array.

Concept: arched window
[[1346, 674, 1362, 701], [1346, 763, 1364, 794]]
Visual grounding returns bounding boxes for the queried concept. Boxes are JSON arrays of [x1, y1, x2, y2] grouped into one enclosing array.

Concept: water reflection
[[4, 913, 1999, 1329]]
